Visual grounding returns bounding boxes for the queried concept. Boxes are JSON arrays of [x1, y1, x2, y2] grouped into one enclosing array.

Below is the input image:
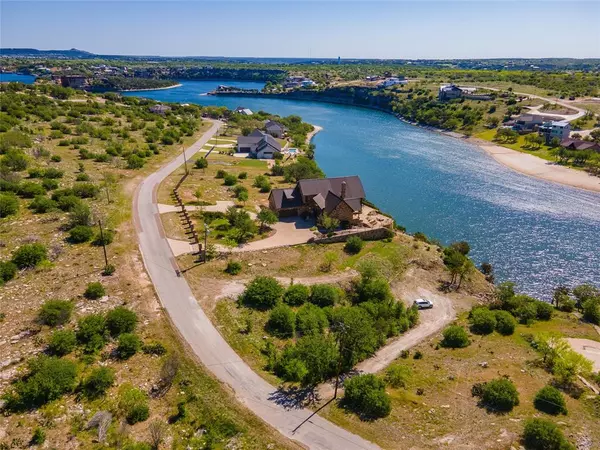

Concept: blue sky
[[1, 1, 599, 58]]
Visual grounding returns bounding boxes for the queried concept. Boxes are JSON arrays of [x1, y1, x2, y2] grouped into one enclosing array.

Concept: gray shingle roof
[[298, 176, 365, 200]]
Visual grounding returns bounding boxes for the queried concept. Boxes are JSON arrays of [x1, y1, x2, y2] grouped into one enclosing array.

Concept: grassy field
[[320, 312, 600, 450]]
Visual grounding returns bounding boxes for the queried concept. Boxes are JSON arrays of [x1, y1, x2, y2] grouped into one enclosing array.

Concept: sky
[[1, 1, 600, 59]]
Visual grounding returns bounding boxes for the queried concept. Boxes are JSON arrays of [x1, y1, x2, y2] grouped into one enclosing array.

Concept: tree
[[582, 298, 600, 324], [296, 303, 328, 336], [117, 333, 142, 359], [310, 284, 340, 307], [294, 334, 339, 385], [283, 283, 310, 306], [450, 241, 470, 255], [331, 306, 379, 370], [82, 366, 115, 399], [1, 149, 29, 171], [494, 310, 517, 335], [572, 284, 600, 310], [441, 325, 470, 348], [469, 307, 497, 335], [536, 301, 554, 321], [0, 260, 17, 285], [0, 193, 19, 218], [241, 276, 284, 309], [523, 419, 573, 450], [69, 225, 94, 243], [47, 329, 77, 356], [5, 356, 77, 410], [342, 374, 391, 419], [266, 304, 296, 338], [534, 385, 567, 415], [344, 236, 364, 254], [552, 348, 593, 386], [76, 314, 107, 353], [148, 420, 167, 450], [105, 307, 138, 337], [224, 260, 242, 275], [479, 378, 519, 412], [194, 157, 208, 170], [84, 282, 106, 300], [118, 384, 150, 425], [317, 213, 339, 233], [39, 299, 73, 326], [68, 202, 92, 228], [12, 243, 48, 269], [257, 208, 278, 233]]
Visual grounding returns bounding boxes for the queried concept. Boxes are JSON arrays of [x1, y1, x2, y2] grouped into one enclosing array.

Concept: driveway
[[228, 217, 316, 252], [133, 120, 379, 450]]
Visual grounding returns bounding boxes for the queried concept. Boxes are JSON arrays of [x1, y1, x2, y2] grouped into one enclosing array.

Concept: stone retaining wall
[[310, 227, 392, 244]]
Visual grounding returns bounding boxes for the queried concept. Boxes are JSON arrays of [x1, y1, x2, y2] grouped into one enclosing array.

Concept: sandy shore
[[306, 125, 323, 144], [119, 83, 182, 93], [469, 137, 600, 193]]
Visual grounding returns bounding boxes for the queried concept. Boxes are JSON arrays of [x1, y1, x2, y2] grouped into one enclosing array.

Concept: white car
[[414, 298, 433, 309]]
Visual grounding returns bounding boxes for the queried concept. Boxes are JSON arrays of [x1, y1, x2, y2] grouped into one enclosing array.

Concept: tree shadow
[[268, 385, 319, 410]]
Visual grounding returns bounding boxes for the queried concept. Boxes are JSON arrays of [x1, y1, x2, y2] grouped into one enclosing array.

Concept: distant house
[[60, 75, 88, 89], [149, 104, 171, 115], [512, 114, 562, 132], [237, 129, 282, 159], [538, 120, 571, 144], [234, 106, 253, 116], [283, 76, 316, 89], [438, 84, 463, 101], [269, 176, 365, 224], [265, 120, 286, 138], [561, 138, 600, 153], [379, 77, 407, 88]]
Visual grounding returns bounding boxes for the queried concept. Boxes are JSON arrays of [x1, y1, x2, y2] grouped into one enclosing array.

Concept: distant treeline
[[89, 77, 178, 92]]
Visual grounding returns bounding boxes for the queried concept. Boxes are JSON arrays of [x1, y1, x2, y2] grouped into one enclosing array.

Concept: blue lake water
[[0, 73, 36, 84], [125, 80, 600, 299]]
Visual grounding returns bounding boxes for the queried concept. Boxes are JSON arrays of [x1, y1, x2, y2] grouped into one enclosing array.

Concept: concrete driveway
[[230, 216, 317, 252], [134, 120, 379, 450]]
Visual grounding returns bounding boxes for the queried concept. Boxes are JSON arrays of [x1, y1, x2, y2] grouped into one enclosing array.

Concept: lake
[[125, 80, 600, 299], [0, 73, 36, 84]]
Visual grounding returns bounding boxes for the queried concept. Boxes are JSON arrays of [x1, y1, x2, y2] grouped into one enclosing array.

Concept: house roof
[[269, 187, 303, 210], [249, 129, 265, 137], [561, 138, 600, 151], [516, 114, 562, 123], [265, 120, 285, 130], [237, 135, 263, 146], [297, 176, 365, 201], [256, 134, 282, 153]]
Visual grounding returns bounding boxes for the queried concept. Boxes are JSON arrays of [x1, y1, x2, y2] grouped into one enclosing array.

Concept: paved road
[[133, 120, 379, 450]]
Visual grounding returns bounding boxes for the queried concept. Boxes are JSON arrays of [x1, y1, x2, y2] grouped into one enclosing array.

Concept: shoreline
[[306, 124, 323, 144], [119, 83, 182, 93], [468, 137, 600, 193]]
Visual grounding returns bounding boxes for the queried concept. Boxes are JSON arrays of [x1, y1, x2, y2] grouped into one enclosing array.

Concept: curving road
[[133, 120, 379, 450]]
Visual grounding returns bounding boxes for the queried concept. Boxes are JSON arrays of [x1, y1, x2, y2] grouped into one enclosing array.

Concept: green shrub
[[223, 173, 238, 186], [283, 283, 310, 306], [479, 378, 520, 412], [238, 171, 248, 179], [84, 282, 105, 300], [267, 304, 296, 338], [516, 301, 539, 324], [495, 310, 517, 335], [47, 329, 77, 356], [126, 154, 145, 169], [194, 157, 208, 169], [69, 225, 94, 243], [82, 366, 115, 399], [0, 260, 18, 284], [441, 325, 470, 348], [224, 260, 242, 275], [342, 374, 391, 419], [296, 303, 328, 336], [344, 236, 364, 254], [92, 229, 115, 246], [42, 167, 64, 179], [30, 427, 46, 446], [102, 264, 116, 276], [18, 182, 46, 198], [385, 364, 412, 388], [12, 243, 47, 269], [523, 418, 573, 450], [105, 306, 138, 337], [39, 300, 73, 326], [142, 342, 167, 356], [28, 195, 56, 213], [6, 356, 77, 410], [117, 333, 142, 359], [72, 183, 99, 198], [469, 307, 497, 335], [241, 276, 284, 309], [50, 155, 62, 162], [0, 193, 19, 217], [534, 385, 567, 415], [75, 173, 90, 182], [118, 385, 150, 424], [41, 178, 59, 191], [536, 301, 554, 321], [76, 314, 107, 353], [68, 202, 92, 227], [215, 169, 227, 179], [310, 284, 340, 307], [582, 298, 600, 325], [57, 194, 82, 212]]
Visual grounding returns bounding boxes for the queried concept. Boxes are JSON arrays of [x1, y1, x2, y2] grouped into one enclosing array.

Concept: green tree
[[523, 419, 573, 450], [479, 378, 520, 412], [534, 385, 567, 415], [0, 193, 19, 218], [296, 303, 328, 336], [82, 366, 115, 399], [342, 374, 391, 419], [117, 333, 142, 359], [105, 307, 138, 337], [582, 298, 600, 325], [257, 208, 278, 233], [344, 236, 364, 254], [12, 243, 48, 269], [266, 304, 296, 338], [241, 276, 284, 309], [441, 325, 470, 348], [294, 334, 339, 385], [310, 284, 340, 307], [283, 283, 310, 306], [469, 307, 497, 335], [331, 306, 379, 370], [1, 149, 29, 171], [494, 310, 517, 335], [47, 329, 77, 356], [39, 299, 73, 326], [194, 157, 208, 169], [317, 213, 339, 233]]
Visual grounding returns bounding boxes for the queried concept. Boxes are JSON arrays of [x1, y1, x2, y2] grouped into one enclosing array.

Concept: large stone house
[[237, 129, 282, 159], [269, 176, 365, 224], [438, 84, 463, 101]]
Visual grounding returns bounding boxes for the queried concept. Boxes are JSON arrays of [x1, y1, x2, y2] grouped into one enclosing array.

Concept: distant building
[[283, 76, 317, 89], [538, 120, 571, 144], [60, 75, 88, 89], [149, 104, 172, 115], [234, 106, 253, 116], [438, 84, 463, 101], [379, 77, 407, 88], [512, 114, 563, 132], [561, 138, 600, 153], [237, 129, 282, 159], [269, 176, 365, 224], [265, 120, 286, 138]]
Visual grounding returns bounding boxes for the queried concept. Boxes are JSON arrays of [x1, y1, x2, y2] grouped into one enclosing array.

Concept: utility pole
[[98, 219, 109, 268], [203, 225, 210, 262]]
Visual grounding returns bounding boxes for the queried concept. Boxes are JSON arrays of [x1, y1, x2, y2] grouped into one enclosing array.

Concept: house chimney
[[340, 181, 347, 199]]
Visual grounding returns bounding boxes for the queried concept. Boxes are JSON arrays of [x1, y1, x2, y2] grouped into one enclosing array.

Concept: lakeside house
[[511, 114, 563, 132], [283, 76, 317, 89], [269, 176, 365, 224], [237, 129, 282, 159], [561, 138, 600, 153], [149, 104, 172, 115], [234, 106, 253, 116], [265, 120, 286, 138], [59, 75, 88, 89], [539, 120, 571, 144], [438, 84, 464, 101], [379, 77, 407, 88]]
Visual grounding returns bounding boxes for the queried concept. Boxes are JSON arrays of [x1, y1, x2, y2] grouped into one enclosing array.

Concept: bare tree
[[148, 420, 167, 450]]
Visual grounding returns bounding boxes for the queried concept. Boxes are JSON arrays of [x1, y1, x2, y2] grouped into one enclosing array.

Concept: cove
[[124, 80, 600, 299]]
